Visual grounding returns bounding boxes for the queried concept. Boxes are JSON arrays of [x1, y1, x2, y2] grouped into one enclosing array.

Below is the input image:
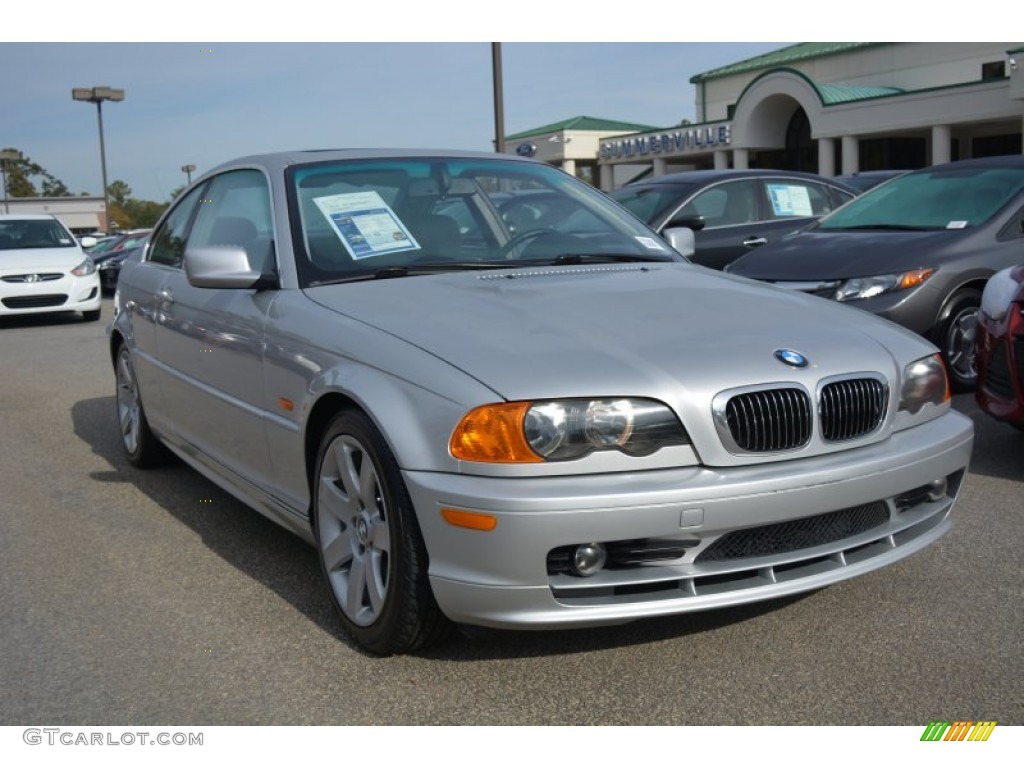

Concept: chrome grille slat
[[724, 387, 811, 452], [820, 377, 885, 442]]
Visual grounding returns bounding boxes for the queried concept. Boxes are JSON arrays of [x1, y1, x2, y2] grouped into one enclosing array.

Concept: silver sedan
[[109, 150, 973, 654]]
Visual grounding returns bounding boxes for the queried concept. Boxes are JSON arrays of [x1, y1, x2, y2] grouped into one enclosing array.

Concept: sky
[[1, 41, 793, 202], [0, 4, 994, 203]]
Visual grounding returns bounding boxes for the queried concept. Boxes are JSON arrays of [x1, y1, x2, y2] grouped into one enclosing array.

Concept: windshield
[[0, 219, 78, 251], [609, 184, 696, 225], [819, 165, 1024, 231], [289, 157, 681, 286]]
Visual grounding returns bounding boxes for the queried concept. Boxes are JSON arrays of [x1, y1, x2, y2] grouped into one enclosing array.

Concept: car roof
[[204, 148, 545, 179], [623, 168, 853, 188], [0, 214, 60, 221], [912, 154, 1024, 173]]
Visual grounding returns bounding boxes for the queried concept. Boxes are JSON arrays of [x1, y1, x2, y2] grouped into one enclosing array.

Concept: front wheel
[[313, 410, 450, 655], [934, 289, 981, 393]]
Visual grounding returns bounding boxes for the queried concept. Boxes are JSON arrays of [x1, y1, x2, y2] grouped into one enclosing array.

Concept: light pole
[[0, 149, 18, 214], [72, 86, 124, 231], [492, 43, 505, 154], [181, 164, 196, 185]]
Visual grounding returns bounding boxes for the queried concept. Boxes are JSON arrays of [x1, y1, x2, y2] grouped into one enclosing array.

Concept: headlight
[[833, 268, 934, 302], [71, 258, 97, 277], [451, 398, 689, 463], [898, 354, 949, 414]]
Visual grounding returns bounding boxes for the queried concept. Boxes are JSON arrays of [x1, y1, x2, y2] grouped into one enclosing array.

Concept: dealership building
[[505, 42, 1024, 190]]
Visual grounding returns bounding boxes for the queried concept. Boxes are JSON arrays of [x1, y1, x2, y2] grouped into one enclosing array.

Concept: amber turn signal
[[450, 402, 543, 463], [441, 508, 498, 531]]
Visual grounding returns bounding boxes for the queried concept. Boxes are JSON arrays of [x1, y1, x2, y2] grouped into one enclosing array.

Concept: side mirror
[[664, 214, 706, 232], [80, 236, 98, 248], [185, 245, 267, 289], [663, 227, 696, 260]]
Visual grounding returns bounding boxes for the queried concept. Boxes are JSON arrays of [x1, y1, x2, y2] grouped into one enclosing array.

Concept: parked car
[[110, 149, 972, 654], [0, 214, 102, 321], [92, 230, 151, 293], [728, 155, 1024, 391], [975, 264, 1024, 429], [608, 169, 857, 270], [834, 169, 909, 193]]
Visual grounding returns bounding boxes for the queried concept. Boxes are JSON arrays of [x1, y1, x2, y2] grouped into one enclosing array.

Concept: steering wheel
[[499, 227, 563, 258]]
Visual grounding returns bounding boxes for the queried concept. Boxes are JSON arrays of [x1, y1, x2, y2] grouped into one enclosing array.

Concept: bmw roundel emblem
[[774, 349, 809, 368]]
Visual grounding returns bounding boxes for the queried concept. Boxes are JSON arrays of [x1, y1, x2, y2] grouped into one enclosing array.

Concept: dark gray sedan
[[109, 149, 972, 654], [610, 169, 857, 270], [729, 156, 1024, 391]]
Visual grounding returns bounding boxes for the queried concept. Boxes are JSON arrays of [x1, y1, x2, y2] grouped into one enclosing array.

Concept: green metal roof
[[506, 116, 658, 141], [690, 43, 885, 83], [816, 82, 904, 104]]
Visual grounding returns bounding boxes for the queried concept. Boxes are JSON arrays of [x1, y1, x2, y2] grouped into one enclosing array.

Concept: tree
[[107, 180, 132, 207], [0, 148, 74, 197]]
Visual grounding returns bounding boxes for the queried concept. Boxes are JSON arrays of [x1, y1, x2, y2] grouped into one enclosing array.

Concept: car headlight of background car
[[70, 258, 97, 277], [895, 353, 950, 429], [833, 268, 935, 302], [450, 398, 689, 463]]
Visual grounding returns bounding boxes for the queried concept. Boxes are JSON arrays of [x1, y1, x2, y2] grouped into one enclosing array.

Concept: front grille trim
[[1, 272, 63, 283], [712, 381, 813, 454], [818, 373, 888, 442]]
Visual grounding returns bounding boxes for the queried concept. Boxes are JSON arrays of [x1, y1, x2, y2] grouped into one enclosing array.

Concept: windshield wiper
[[827, 224, 943, 232], [535, 253, 668, 266], [307, 262, 515, 286]]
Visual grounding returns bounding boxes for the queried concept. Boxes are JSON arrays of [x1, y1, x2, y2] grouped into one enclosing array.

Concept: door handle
[[743, 237, 768, 247], [156, 287, 174, 304]]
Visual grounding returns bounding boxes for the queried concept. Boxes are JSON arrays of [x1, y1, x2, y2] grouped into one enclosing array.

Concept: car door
[[126, 184, 207, 432], [672, 179, 765, 270], [151, 168, 279, 485]]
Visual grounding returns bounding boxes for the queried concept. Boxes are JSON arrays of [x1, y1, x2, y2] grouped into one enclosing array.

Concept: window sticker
[[946, 220, 968, 229], [766, 184, 814, 217], [313, 191, 419, 260], [635, 236, 666, 250]]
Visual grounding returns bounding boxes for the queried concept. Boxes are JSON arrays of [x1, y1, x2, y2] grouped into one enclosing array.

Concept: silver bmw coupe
[[110, 150, 973, 654]]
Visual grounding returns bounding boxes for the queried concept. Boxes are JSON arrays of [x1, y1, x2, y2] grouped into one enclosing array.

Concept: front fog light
[[572, 543, 607, 576]]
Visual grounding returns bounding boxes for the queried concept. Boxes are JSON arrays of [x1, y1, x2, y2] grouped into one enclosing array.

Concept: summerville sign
[[600, 123, 731, 161]]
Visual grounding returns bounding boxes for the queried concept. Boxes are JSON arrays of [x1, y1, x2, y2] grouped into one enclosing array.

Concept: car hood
[[0, 247, 86, 272], [729, 229, 961, 280], [304, 263, 932, 402]]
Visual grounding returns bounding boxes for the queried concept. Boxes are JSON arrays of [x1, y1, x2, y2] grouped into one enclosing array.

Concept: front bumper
[[405, 410, 973, 629], [0, 274, 101, 316]]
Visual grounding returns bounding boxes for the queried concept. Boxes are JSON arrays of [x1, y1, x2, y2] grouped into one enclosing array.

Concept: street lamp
[[0, 149, 18, 214], [72, 86, 125, 232], [181, 164, 196, 185]]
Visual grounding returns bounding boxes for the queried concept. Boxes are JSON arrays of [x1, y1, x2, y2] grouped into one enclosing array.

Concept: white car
[[0, 214, 102, 320]]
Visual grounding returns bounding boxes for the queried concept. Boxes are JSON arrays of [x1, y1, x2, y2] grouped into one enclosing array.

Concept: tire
[[82, 308, 101, 322], [933, 288, 981, 393], [114, 344, 170, 467], [313, 410, 450, 655]]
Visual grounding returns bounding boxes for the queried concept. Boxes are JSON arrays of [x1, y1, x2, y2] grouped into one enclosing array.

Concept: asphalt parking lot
[[1, 298, 1022, 726]]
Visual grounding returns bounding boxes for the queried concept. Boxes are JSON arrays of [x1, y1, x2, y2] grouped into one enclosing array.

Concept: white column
[[841, 135, 859, 174], [818, 138, 835, 177], [932, 125, 952, 165], [597, 164, 613, 192], [652, 157, 667, 177], [561, 158, 576, 176], [713, 150, 729, 169], [733, 148, 749, 169]]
